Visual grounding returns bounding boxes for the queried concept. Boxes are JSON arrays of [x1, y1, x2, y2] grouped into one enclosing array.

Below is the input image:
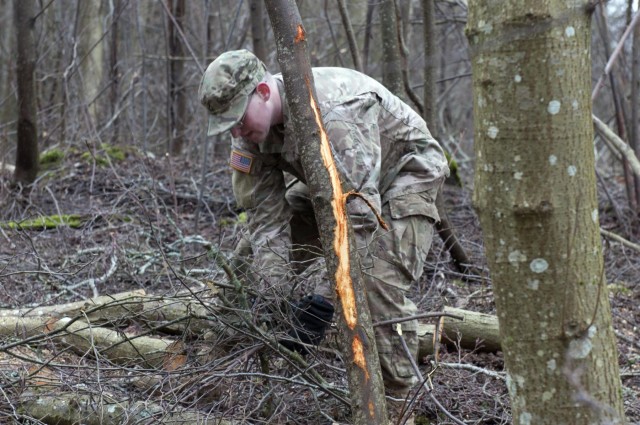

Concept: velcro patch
[[230, 150, 254, 174]]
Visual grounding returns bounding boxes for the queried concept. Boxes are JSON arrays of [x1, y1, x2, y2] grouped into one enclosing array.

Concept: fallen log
[[0, 290, 147, 319], [418, 306, 501, 359], [3, 292, 501, 360], [0, 289, 221, 335], [0, 316, 185, 369], [19, 392, 235, 425]]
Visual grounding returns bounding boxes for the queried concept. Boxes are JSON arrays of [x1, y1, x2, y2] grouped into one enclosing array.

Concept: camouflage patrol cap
[[198, 50, 267, 136]]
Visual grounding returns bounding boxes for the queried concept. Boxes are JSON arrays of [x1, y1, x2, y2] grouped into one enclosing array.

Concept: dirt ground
[[1, 146, 638, 424]]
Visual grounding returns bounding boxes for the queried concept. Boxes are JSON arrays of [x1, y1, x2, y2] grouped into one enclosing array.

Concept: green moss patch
[[1, 214, 83, 230], [39, 148, 65, 167], [81, 144, 129, 167]]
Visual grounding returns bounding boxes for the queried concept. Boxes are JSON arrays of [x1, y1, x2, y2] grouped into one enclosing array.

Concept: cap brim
[[207, 94, 250, 136]]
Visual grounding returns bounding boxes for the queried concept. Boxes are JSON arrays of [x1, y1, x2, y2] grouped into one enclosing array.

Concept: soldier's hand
[[281, 294, 334, 354]]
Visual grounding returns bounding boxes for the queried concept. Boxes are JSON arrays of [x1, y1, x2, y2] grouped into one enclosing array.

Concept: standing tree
[[632, 7, 640, 209], [422, 0, 472, 273], [467, 1, 626, 424], [167, 0, 187, 155], [77, 0, 105, 127], [336, 0, 364, 72], [379, 0, 404, 99], [249, 0, 268, 63], [265, 1, 389, 424], [13, 0, 38, 184], [109, 0, 122, 145]]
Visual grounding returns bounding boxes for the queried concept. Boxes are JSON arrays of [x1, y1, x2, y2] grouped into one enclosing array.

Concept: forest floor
[[0, 145, 638, 424]]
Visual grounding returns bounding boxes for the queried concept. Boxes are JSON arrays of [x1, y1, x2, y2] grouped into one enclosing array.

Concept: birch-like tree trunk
[[265, 1, 389, 423], [13, 0, 39, 184], [467, 2, 626, 423]]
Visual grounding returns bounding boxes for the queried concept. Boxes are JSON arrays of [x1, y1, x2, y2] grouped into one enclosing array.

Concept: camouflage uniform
[[199, 50, 450, 395]]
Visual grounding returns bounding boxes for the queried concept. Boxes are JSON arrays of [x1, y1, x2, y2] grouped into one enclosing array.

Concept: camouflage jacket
[[230, 68, 449, 280]]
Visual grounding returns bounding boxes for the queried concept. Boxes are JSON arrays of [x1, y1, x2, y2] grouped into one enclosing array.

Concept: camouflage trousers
[[239, 180, 437, 395]]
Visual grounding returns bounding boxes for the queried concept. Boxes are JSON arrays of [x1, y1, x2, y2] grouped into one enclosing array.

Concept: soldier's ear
[[255, 82, 271, 101]]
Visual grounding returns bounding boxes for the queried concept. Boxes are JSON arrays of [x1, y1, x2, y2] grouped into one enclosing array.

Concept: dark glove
[[282, 294, 334, 354]]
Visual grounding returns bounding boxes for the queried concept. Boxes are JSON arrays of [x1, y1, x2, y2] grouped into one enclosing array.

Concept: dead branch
[[593, 114, 640, 177], [600, 228, 640, 253]]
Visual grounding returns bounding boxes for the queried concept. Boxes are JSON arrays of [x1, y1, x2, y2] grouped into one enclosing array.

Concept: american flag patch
[[230, 150, 253, 174]]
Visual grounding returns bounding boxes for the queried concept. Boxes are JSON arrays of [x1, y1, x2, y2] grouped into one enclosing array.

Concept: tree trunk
[[595, 6, 636, 211], [379, 0, 404, 100], [363, 0, 376, 73], [336, 0, 363, 72], [467, 2, 626, 424], [77, 0, 105, 126], [109, 0, 121, 145], [168, 0, 187, 155], [1, 2, 15, 139], [421, 0, 472, 274], [632, 4, 640, 210], [13, 0, 39, 184], [422, 0, 437, 134], [249, 0, 268, 62], [265, 1, 389, 423]]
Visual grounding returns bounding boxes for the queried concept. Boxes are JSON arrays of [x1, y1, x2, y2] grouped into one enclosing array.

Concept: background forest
[[0, 0, 639, 424]]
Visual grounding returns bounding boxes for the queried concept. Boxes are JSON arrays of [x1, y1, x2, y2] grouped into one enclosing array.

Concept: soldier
[[198, 49, 449, 420]]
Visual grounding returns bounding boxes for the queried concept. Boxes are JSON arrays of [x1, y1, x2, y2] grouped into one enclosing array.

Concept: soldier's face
[[230, 91, 272, 143]]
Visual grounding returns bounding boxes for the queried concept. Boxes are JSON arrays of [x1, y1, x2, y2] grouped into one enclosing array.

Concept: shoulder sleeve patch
[[230, 149, 254, 174]]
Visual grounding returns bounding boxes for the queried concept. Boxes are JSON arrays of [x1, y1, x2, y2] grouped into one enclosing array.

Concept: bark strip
[[265, 1, 389, 423]]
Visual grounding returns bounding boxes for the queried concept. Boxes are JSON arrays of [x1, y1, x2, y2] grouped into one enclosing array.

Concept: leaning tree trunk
[[265, 1, 389, 424], [467, 2, 626, 424], [13, 0, 39, 184]]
